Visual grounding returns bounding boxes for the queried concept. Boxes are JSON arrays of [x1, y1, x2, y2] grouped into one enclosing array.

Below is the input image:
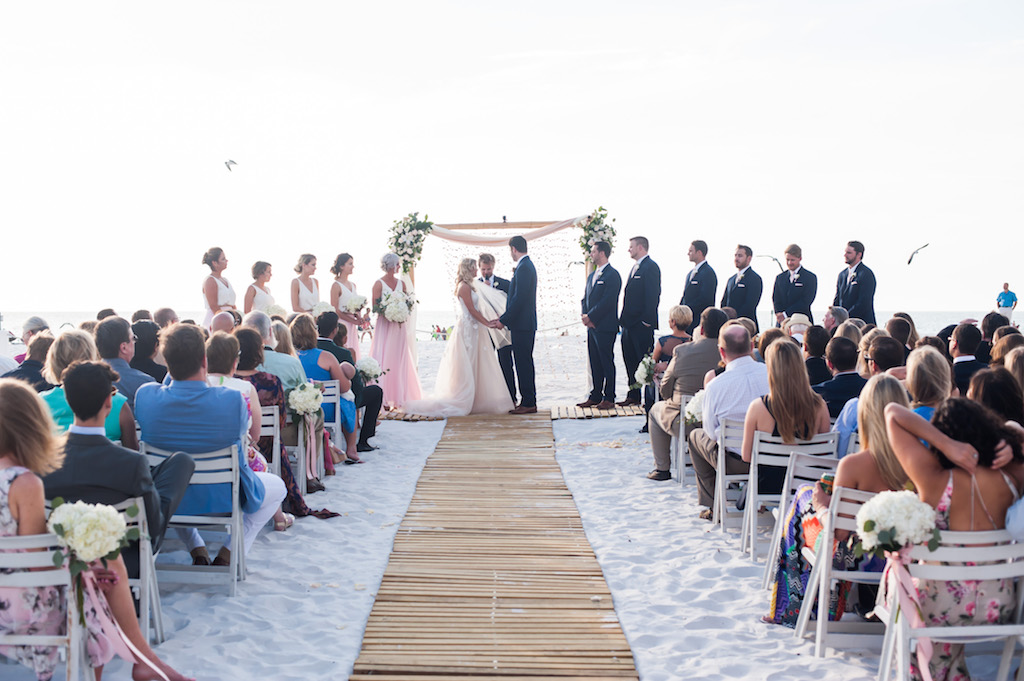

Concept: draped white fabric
[[428, 217, 583, 246], [474, 282, 512, 349]]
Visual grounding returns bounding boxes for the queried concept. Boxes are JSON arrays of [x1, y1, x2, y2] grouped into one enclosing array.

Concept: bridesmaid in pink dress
[[330, 253, 367, 361], [369, 253, 422, 409]]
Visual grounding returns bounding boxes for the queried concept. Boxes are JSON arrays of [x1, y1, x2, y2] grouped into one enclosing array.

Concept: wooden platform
[[550, 404, 644, 420], [350, 411, 638, 680], [380, 410, 445, 422]]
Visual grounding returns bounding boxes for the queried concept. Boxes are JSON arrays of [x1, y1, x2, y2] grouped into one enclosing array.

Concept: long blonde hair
[[272, 320, 296, 357], [906, 346, 951, 408], [454, 258, 477, 294], [857, 374, 910, 490], [0, 378, 64, 474], [765, 341, 823, 444]]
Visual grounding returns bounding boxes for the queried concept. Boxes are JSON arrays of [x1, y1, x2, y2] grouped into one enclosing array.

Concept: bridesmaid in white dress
[[290, 253, 320, 313], [330, 253, 368, 360], [244, 260, 275, 314], [201, 246, 237, 329]]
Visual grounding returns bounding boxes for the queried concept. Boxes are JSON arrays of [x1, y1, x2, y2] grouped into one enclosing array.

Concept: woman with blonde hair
[[329, 253, 367, 359], [1005, 346, 1024, 392], [857, 327, 889, 378], [404, 258, 513, 417], [40, 330, 137, 449], [833, 320, 862, 345], [892, 311, 920, 347], [290, 253, 320, 313], [989, 333, 1024, 367], [201, 246, 236, 329], [906, 346, 952, 420], [271, 320, 297, 358]]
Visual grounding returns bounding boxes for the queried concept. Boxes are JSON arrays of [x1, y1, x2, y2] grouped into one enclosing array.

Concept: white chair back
[[672, 394, 693, 486], [111, 496, 165, 644], [259, 405, 282, 478], [846, 430, 861, 457], [713, 418, 748, 532]]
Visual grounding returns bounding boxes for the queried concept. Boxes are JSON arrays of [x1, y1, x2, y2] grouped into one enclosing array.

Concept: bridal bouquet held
[[374, 291, 416, 324], [356, 356, 385, 384], [289, 382, 323, 481], [629, 353, 656, 391], [345, 294, 368, 315]]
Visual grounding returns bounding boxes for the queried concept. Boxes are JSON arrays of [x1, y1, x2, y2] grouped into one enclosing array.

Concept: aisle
[[351, 411, 638, 680]]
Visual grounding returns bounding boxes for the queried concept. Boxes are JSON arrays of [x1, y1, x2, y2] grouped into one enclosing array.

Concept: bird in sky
[[907, 243, 929, 265], [225, 160, 237, 171]]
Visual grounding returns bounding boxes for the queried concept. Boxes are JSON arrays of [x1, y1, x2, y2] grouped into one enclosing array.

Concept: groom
[[495, 235, 537, 414]]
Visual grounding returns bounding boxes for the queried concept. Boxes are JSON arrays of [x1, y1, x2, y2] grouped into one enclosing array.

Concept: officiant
[[478, 253, 516, 401]]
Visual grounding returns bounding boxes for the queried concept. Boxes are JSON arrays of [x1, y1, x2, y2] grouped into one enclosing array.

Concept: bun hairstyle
[[381, 253, 400, 272], [330, 253, 353, 276], [293, 254, 316, 274], [251, 261, 271, 279], [202, 247, 225, 270]]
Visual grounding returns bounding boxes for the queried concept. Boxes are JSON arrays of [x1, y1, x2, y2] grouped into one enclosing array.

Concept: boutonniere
[[737, 272, 745, 282], [793, 273, 800, 281]]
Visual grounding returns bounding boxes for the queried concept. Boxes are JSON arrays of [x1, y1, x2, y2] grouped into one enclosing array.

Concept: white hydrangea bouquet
[[855, 490, 940, 560], [629, 354, 656, 390], [48, 498, 137, 623], [345, 294, 368, 314], [375, 291, 416, 324], [263, 303, 288, 318], [356, 356, 386, 384], [311, 301, 335, 319], [288, 381, 323, 415], [684, 389, 705, 425], [387, 212, 434, 274], [575, 206, 616, 260]]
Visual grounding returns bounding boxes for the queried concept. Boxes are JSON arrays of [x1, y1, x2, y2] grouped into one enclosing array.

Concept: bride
[[404, 258, 515, 417]]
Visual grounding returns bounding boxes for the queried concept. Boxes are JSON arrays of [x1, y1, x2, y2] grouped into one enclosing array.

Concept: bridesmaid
[[244, 261, 275, 314], [201, 246, 236, 328], [290, 254, 320, 313], [330, 253, 367, 360], [369, 253, 422, 409]]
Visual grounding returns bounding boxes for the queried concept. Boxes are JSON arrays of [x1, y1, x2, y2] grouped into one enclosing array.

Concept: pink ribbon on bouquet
[[882, 547, 933, 681], [303, 412, 317, 481]]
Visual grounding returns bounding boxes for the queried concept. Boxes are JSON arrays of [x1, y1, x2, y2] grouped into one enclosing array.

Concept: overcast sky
[[2, 1, 1022, 321]]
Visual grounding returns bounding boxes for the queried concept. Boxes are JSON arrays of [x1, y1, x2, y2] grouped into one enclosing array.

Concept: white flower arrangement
[[576, 206, 617, 259], [356, 356, 385, 383], [387, 212, 434, 274], [48, 499, 132, 564], [375, 291, 416, 324], [855, 490, 940, 559], [630, 353, 657, 390], [311, 301, 335, 319], [684, 389, 705, 425], [345, 295, 368, 314], [288, 381, 323, 415], [263, 303, 288, 318]]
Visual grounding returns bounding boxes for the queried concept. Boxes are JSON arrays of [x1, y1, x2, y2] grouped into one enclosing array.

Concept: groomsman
[[720, 244, 762, 331], [833, 240, 877, 325], [478, 253, 516, 402], [772, 243, 817, 326], [578, 241, 622, 410], [618, 236, 661, 406], [680, 240, 716, 334]]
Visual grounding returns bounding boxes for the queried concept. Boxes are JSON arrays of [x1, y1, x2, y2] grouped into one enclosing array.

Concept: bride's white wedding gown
[[404, 287, 515, 417]]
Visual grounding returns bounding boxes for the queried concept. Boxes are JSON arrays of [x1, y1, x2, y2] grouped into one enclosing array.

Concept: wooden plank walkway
[[550, 404, 644, 421], [350, 411, 637, 680]]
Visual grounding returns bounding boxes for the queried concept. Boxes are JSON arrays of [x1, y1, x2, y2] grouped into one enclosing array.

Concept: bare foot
[[133, 659, 195, 681]]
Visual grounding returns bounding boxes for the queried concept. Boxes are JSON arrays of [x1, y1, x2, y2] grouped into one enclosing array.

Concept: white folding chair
[[846, 430, 861, 457], [259, 405, 282, 478], [142, 443, 245, 596], [793, 486, 883, 656], [112, 496, 165, 644], [0, 533, 85, 680], [712, 418, 748, 533], [672, 394, 693, 486], [283, 409, 311, 495], [318, 379, 341, 481], [874, 529, 1024, 681], [761, 452, 840, 589], [742, 430, 839, 560]]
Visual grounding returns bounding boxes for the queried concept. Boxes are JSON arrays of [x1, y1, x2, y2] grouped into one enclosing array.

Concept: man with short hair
[[478, 252, 516, 402], [812, 336, 868, 417], [135, 323, 285, 565], [832, 335, 906, 456], [497, 235, 538, 414], [210, 311, 235, 334], [578, 241, 621, 410], [823, 305, 849, 334], [617, 236, 661, 406], [646, 308, 728, 481], [686, 325, 769, 513], [977, 311, 1011, 364], [720, 244, 762, 331], [680, 240, 716, 334], [316, 311, 384, 452], [885, 317, 913, 360], [833, 240, 877, 325], [95, 316, 155, 408], [950, 323, 987, 394], [772, 244, 817, 326], [2, 331, 55, 391], [44, 360, 194, 575], [997, 283, 1017, 321], [803, 325, 832, 386], [153, 308, 179, 328]]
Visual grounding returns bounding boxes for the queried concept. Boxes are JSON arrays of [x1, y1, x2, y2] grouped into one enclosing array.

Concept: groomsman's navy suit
[[680, 261, 716, 334], [499, 255, 538, 408], [720, 267, 763, 331], [583, 264, 622, 403], [480, 274, 516, 402], [834, 262, 877, 325], [618, 256, 661, 402], [772, 267, 817, 325]]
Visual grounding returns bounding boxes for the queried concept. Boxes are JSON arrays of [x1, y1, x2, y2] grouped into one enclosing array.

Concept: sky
[[1, 1, 1022, 322]]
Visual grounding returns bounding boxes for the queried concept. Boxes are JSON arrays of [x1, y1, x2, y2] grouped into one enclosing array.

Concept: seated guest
[[949, 322, 987, 394], [2, 331, 55, 391], [756, 327, 788, 363], [993, 325, 1021, 342], [686, 324, 769, 515], [132, 309, 152, 322], [822, 305, 848, 334], [885, 316, 913, 360], [856, 328, 888, 378], [990, 333, 1024, 367], [210, 310, 236, 334], [95, 315, 155, 408], [640, 305, 694, 432], [646, 308, 726, 481], [782, 313, 811, 344], [832, 319, 862, 345], [977, 311, 1011, 364], [967, 367, 1024, 426], [243, 311, 308, 391], [153, 307, 179, 328], [317, 312, 384, 452], [130, 320, 167, 382], [813, 336, 868, 418], [14, 315, 49, 363], [97, 308, 117, 320], [41, 330, 138, 449], [1006, 347, 1024, 393], [906, 346, 953, 421], [917, 334, 952, 363], [135, 323, 286, 566], [273, 319, 297, 357], [833, 335, 906, 457], [892, 311, 920, 346], [803, 325, 832, 386], [42, 360, 195, 575]]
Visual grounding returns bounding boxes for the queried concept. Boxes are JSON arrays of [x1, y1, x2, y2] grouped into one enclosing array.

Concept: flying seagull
[[756, 254, 784, 272], [225, 160, 237, 172], [907, 243, 929, 265]]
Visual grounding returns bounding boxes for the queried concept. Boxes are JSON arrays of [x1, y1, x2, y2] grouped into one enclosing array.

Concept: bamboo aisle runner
[[350, 411, 638, 680]]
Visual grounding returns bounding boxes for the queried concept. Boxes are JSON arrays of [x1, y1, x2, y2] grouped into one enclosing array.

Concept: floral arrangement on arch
[[388, 212, 434, 274], [575, 206, 616, 260]]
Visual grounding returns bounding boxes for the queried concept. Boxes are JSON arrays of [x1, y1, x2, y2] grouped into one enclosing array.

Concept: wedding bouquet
[[263, 303, 288, 319], [575, 206, 617, 259], [684, 389, 705, 425], [388, 212, 434, 273], [855, 490, 940, 559], [345, 295, 368, 314], [288, 381, 323, 415], [311, 301, 335, 319], [629, 353, 656, 390], [356, 357, 385, 383], [375, 291, 415, 324]]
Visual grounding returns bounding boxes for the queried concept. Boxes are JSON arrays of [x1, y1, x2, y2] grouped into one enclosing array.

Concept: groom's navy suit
[[619, 256, 661, 402], [583, 264, 622, 403], [499, 255, 537, 408], [480, 274, 516, 402]]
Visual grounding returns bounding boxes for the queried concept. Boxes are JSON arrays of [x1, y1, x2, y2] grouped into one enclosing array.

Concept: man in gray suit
[[42, 360, 194, 575], [646, 308, 728, 481]]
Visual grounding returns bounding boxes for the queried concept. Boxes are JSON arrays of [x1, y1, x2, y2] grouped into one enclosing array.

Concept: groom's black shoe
[[509, 405, 538, 414]]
